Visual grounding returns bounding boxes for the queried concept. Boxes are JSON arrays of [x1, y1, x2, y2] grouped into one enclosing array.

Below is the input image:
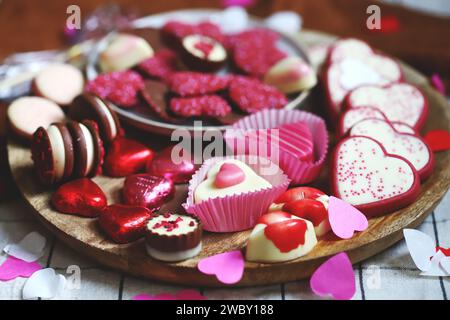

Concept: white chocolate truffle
[[99, 33, 154, 72]]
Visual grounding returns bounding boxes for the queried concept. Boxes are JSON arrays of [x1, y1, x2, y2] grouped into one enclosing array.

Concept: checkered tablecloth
[[0, 187, 448, 300]]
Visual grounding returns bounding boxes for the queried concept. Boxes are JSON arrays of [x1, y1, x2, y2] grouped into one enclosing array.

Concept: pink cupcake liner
[[224, 109, 329, 185], [183, 155, 290, 233]]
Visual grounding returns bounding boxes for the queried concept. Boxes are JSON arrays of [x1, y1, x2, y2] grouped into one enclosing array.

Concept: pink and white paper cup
[[224, 109, 329, 185], [183, 155, 290, 233]]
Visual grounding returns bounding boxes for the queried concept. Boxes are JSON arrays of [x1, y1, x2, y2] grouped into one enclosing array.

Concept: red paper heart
[[283, 199, 328, 227], [122, 174, 174, 211], [264, 219, 307, 253], [424, 130, 450, 152], [437, 246, 450, 257], [104, 137, 154, 177], [146, 145, 196, 184], [51, 178, 107, 217], [98, 204, 152, 244], [215, 163, 245, 188]]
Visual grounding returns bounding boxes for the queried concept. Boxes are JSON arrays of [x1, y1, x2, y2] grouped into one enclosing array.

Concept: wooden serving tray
[[7, 31, 450, 287]]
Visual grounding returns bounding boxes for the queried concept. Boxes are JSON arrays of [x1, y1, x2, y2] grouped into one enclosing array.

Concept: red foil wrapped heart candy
[[98, 204, 152, 244], [104, 137, 154, 177], [122, 174, 174, 211], [51, 178, 107, 217], [147, 145, 196, 184]]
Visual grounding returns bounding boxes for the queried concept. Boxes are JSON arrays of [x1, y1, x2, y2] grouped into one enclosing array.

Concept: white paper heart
[[440, 257, 450, 275], [264, 11, 302, 34], [403, 229, 436, 272], [3, 231, 46, 262], [420, 250, 447, 276], [23, 268, 66, 300], [339, 58, 381, 91]]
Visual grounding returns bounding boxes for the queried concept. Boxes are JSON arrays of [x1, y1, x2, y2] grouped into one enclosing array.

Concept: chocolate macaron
[[145, 212, 202, 262], [31, 123, 74, 186], [69, 93, 122, 144], [66, 120, 104, 179]]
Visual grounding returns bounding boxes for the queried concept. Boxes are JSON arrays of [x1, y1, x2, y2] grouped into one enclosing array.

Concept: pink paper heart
[[328, 196, 368, 239], [197, 250, 245, 284], [132, 289, 206, 300], [310, 252, 356, 300], [215, 163, 245, 188], [0, 256, 42, 281]]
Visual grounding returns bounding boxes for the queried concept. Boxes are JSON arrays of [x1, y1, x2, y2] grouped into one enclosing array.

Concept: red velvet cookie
[[68, 93, 123, 144]]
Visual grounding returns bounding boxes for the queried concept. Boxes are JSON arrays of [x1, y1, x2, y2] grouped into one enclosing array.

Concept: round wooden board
[[7, 30, 450, 287]]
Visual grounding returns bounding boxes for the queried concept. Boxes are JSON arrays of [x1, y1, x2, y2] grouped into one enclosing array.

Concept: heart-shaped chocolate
[[349, 118, 434, 180], [346, 83, 427, 130], [325, 39, 402, 119], [104, 137, 154, 177], [264, 219, 308, 253], [332, 136, 421, 217], [98, 204, 152, 244], [146, 145, 196, 184], [51, 178, 107, 217], [122, 174, 174, 211], [215, 163, 245, 188]]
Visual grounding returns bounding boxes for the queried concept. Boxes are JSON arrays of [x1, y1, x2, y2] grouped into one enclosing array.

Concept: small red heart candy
[[264, 219, 308, 253], [215, 163, 245, 188], [283, 199, 328, 227], [98, 204, 152, 244], [146, 145, 196, 184], [424, 130, 450, 152], [104, 137, 154, 177], [122, 174, 175, 211], [51, 178, 107, 217], [275, 187, 326, 204]]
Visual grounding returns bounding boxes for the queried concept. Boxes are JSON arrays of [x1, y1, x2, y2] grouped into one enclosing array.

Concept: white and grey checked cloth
[[0, 187, 448, 300]]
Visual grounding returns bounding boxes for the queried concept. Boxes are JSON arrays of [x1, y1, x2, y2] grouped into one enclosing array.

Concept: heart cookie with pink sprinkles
[[331, 136, 421, 217]]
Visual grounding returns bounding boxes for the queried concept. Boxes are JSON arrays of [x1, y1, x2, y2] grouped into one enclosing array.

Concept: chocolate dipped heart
[[345, 83, 428, 130], [51, 178, 107, 217], [104, 137, 154, 177], [325, 38, 402, 119], [122, 174, 174, 211], [349, 118, 434, 180], [147, 145, 196, 184], [331, 136, 421, 217], [98, 204, 152, 244], [246, 211, 317, 263]]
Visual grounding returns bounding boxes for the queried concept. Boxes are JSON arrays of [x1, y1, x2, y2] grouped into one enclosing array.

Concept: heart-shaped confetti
[[51, 178, 107, 217], [403, 229, 437, 272], [23, 268, 66, 300], [197, 250, 245, 284], [424, 130, 450, 152], [328, 196, 368, 239], [215, 163, 245, 188], [132, 289, 206, 300], [0, 256, 42, 281], [310, 252, 356, 300], [3, 231, 47, 262], [431, 73, 446, 95]]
